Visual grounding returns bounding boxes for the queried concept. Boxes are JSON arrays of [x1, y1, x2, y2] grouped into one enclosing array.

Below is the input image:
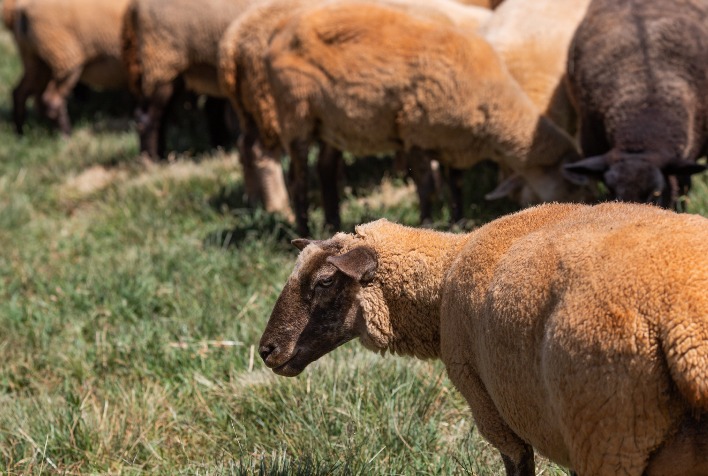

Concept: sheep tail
[[660, 315, 708, 412], [121, 0, 142, 97], [2, 0, 15, 31]]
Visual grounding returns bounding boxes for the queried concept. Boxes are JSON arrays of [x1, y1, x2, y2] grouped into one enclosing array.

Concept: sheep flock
[[4, 0, 708, 474]]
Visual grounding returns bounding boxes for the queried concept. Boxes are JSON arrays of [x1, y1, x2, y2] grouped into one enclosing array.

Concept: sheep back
[[567, 0, 708, 164], [266, 2, 521, 164], [14, 0, 129, 87], [441, 202, 708, 473], [132, 0, 257, 98]]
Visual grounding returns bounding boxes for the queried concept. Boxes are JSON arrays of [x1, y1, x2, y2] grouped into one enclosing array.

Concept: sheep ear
[[562, 155, 609, 185], [291, 239, 312, 251], [485, 174, 524, 200], [664, 161, 707, 176], [327, 246, 377, 283]]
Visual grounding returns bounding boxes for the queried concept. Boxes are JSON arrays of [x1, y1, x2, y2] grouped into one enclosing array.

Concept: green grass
[[1, 15, 707, 475]]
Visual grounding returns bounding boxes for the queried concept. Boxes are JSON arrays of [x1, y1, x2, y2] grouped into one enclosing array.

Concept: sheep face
[[259, 239, 377, 377], [564, 153, 706, 207]]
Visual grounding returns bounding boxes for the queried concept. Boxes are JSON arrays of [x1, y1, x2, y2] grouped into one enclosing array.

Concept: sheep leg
[[287, 139, 311, 237], [137, 81, 175, 159], [204, 96, 232, 149], [447, 369, 535, 476], [12, 55, 49, 135], [317, 143, 342, 231], [238, 123, 266, 205], [406, 149, 436, 224], [447, 167, 465, 223], [42, 68, 82, 136]]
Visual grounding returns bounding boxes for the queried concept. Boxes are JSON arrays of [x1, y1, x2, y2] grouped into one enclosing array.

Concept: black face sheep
[[265, 2, 588, 236], [8, 0, 130, 135], [260, 202, 708, 476], [564, 0, 708, 207]]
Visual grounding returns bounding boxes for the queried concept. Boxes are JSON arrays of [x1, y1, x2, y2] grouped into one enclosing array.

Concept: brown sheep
[[8, 0, 130, 135], [122, 0, 257, 158], [564, 0, 708, 207], [218, 0, 492, 228], [260, 202, 708, 475], [265, 2, 586, 236]]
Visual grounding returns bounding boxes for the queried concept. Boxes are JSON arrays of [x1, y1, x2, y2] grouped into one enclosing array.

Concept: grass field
[[1, 16, 707, 475]]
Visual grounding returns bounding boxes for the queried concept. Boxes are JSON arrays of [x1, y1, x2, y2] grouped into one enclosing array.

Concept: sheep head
[[259, 238, 378, 377], [563, 152, 706, 208]]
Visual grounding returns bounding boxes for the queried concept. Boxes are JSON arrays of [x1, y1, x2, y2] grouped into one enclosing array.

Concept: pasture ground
[[1, 13, 707, 475]]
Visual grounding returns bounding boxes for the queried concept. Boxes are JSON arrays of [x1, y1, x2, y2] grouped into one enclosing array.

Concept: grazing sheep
[[564, 0, 708, 207], [260, 202, 708, 476], [9, 0, 130, 135], [218, 0, 492, 228], [122, 0, 257, 158], [481, 0, 593, 203], [265, 2, 584, 235]]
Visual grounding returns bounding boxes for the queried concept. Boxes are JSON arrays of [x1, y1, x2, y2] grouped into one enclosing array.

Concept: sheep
[[218, 0, 493, 228], [8, 0, 130, 135], [564, 0, 708, 208], [480, 0, 593, 203], [121, 0, 258, 159], [259, 201, 708, 476], [264, 2, 588, 236]]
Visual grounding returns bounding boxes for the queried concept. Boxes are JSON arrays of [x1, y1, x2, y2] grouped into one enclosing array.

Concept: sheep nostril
[[259, 344, 277, 362]]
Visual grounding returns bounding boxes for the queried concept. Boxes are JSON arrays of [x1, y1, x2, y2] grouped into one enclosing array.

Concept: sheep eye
[[318, 276, 334, 288]]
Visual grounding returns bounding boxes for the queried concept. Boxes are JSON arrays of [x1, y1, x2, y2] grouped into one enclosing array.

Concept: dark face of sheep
[[259, 239, 378, 377], [563, 153, 706, 207]]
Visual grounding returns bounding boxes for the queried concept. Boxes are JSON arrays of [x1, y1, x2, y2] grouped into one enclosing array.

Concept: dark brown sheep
[[564, 0, 707, 207]]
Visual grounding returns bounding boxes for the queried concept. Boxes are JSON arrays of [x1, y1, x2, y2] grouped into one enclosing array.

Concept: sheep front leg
[[447, 167, 465, 223], [316, 143, 342, 231], [137, 81, 175, 159], [406, 148, 436, 224], [42, 68, 82, 136], [447, 366, 535, 476], [204, 96, 233, 149], [287, 139, 311, 237]]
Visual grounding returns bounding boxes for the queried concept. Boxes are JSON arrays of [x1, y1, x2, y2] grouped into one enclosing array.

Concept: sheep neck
[[354, 223, 469, 360]]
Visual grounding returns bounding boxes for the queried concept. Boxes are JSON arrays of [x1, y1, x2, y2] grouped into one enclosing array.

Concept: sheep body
[[9, 0, 130, 134], [260, 202, 708, 475], [264, 2, 581, 234], [565, 0, 708, 206], [123, 0, 257, 157], [218, 0, 492, 227]]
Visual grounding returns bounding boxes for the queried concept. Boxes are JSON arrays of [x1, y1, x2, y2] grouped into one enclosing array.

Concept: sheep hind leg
[[12, 56, 49, 135], [317, 142, 342, 231], [42, 67, 82, 136]]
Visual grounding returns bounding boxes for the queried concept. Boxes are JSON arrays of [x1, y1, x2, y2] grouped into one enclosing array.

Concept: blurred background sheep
[[5, 0, 708, 231], [6, 0, 131, 135]]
